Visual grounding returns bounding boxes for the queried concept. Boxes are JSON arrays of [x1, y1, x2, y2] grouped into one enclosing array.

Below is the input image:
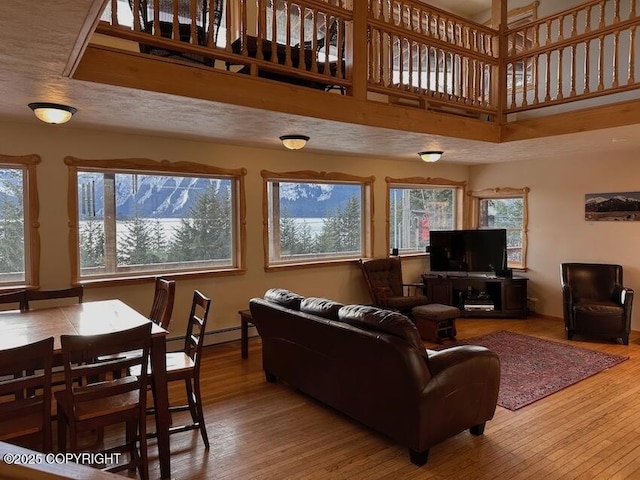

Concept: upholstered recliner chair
[[561, 262, 634, 345], [359, 257, 430, 315]]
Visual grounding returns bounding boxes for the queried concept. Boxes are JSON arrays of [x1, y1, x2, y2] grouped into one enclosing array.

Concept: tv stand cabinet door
[[423, 277, 453, 306], [502, 278, 528, 318]]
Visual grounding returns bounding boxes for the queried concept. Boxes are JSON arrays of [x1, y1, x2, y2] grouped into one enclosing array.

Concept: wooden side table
[[238, 309, 254, 359]]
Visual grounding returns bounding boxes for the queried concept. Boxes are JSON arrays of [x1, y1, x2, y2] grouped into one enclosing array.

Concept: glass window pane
[[389, 186, 455, 253], [77, 170, 235, 278], [479, 198, 523, 264], [0, 167, 25, 283], [268, 181, 363, 264]]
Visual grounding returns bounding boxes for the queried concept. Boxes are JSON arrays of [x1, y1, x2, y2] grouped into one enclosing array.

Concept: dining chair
[[149, 277, 176, 330], [23, 286, 84, 310], [55, 323, 152, 480], [135, 290, 211, 448], [0, 290, 27, 311], [0, 336, 54, 452]]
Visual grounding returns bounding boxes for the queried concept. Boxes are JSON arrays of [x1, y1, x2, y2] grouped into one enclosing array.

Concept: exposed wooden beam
[[73, 45, 501, 143], [502, 98, 640, 142]]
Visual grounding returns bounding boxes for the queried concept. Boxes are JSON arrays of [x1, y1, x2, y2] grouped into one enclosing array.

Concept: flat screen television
[[429, 229, 507, 273]]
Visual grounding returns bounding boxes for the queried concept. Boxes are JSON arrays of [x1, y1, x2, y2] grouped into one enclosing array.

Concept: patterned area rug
[[443, 330, 628, 411]]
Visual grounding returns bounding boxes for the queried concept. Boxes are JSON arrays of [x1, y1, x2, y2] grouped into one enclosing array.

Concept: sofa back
[[249, 291, 433, 442]]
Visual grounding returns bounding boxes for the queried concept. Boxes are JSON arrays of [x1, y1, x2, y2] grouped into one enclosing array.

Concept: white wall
[[0, 120, 467, 344], [470, 144, 640, 329]]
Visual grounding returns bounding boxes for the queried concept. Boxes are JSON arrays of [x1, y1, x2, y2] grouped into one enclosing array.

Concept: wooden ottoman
[[411, 304, 460, 343]]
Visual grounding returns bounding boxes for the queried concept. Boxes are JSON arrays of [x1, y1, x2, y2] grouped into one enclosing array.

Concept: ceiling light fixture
[[28, 102, 77, 125], [418, 150, 443, 162], [280, 135, 310, 150]]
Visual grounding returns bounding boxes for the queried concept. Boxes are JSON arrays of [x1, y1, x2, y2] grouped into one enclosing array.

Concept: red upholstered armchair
[[561, 262, 634, 345], [359, 257, 430, 315]]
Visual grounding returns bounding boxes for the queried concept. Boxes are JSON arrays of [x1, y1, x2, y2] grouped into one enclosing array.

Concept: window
[[468, 187, 529, 269], [67, 157, 246, 283], [263, 170, 373, 268], [387, 177, 466, 255], [0, 154, 40, 288]]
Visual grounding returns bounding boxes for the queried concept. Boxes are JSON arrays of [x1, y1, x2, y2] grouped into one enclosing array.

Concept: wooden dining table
[[0, 299, 173, 480]]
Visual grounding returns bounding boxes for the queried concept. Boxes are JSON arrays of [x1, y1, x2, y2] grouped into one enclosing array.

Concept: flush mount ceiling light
[[28, 102, 77, 125], [418, 150, 444, 162], [280, 135, 310, 150]]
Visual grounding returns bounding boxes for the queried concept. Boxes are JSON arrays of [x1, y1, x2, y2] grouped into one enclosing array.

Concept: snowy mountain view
[[585, 191, 640, 221]]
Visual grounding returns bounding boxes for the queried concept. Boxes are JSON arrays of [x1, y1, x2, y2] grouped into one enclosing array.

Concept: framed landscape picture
[[585, 191, 640, 221]]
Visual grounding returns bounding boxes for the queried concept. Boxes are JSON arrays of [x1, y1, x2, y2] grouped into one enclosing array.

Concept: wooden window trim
[[467, 186, 529, 270], [261, 169, 375, 271], [0, 154, 41, 289], [65, 156, 247, 286], [385, 176, 467, 257]]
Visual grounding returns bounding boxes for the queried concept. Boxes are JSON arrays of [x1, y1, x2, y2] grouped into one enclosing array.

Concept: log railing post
[[351, 0, 368, 100]]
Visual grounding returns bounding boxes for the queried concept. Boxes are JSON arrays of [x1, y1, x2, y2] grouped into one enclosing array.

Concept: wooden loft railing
[[367, 0, 499, 117], [96, 0, 640, 122], [504, 0, 640, 114]]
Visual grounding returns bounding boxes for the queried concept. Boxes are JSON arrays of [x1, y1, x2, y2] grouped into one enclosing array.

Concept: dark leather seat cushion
[[412, 304, 461, 322], [574, 299, 624, 317], [385, 295, 430, 311]]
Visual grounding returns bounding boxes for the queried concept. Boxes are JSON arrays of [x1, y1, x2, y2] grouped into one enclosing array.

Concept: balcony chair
[[130, 0, 223, 66], [0, 337, 54, 452], [22, 286, 84, 311], [0, 290, 27, 311], [149, 276, 176, 330], [55, 323, 152, 479], [134, 290, 211, 448], [561, 262, 634, 345]]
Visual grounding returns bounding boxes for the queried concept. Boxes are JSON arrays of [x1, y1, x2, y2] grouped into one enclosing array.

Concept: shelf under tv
[[422, 274, 528, 318]]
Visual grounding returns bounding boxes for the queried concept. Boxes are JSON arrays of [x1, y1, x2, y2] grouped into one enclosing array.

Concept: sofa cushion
[[338, 305, 425, 352], [264, 288, 304, 310], [300, 297, 344, 320]]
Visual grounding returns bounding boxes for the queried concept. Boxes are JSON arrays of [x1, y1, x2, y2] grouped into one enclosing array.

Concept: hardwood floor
[[141, 316, 640, 479]]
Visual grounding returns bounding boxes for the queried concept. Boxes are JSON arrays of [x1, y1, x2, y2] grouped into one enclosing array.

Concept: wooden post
[[350, 0, 367, 100], [491, 0, 507, 125]]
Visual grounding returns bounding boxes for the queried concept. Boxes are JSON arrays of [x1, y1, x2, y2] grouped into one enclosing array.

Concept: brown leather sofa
[[561, 262, 634, 345], [249, 288, 501, 466]]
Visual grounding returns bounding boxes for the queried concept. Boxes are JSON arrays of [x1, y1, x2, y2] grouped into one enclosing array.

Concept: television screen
[[429, 229, 507, 273]]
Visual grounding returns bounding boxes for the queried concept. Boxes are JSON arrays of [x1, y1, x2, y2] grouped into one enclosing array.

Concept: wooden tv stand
[[422, 274, 528, 318]]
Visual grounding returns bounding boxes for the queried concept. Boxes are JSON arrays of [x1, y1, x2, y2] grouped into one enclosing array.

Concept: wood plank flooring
[[139, 316, 640, 479]]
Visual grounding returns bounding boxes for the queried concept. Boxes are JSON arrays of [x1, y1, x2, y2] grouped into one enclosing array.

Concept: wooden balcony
[[80, 0, 640, 143]]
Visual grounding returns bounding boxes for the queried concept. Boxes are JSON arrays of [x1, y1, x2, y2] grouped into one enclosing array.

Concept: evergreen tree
[[117, 205, 166, 265], [0, 169, 24, 275], [170, 182, 232, 261], [279, 209, 316, 256], [316, 195, 361, 254], [79, 218, 105, 268]]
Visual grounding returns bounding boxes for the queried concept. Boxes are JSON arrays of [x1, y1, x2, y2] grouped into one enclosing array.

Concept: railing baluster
[[612, 30, 620, 87], [629, 26, 636, 85], [570, 44, 577, 96], [598, 34, 605, 91], [544, 52, 551, 102], [584, 39, 591, 94], [557, 48, 564, 99]]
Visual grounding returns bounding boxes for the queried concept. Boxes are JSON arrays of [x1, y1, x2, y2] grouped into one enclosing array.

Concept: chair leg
[[192, 380, 209, 449], [57, 410, 67, 453]]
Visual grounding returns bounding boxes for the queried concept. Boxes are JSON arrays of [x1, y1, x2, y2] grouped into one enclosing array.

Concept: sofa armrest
[[613, 284, 634, 308], [427, 345, 499, 378]]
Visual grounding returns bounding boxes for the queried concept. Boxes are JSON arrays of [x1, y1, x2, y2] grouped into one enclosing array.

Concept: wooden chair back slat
[[0, 337, 54, 451], [149, 277, 175, 330]]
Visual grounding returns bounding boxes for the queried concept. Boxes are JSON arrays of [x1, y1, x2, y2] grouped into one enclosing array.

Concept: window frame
[[66, 156, 246, 285], [0, 154, 41, 290], [467, 186, 530, 270], [385, 176, 466, 257], [262, 169, 374, 271]]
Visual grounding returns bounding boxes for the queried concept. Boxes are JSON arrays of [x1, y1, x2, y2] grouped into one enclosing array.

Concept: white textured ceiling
[[1, 1, 640, 166]]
